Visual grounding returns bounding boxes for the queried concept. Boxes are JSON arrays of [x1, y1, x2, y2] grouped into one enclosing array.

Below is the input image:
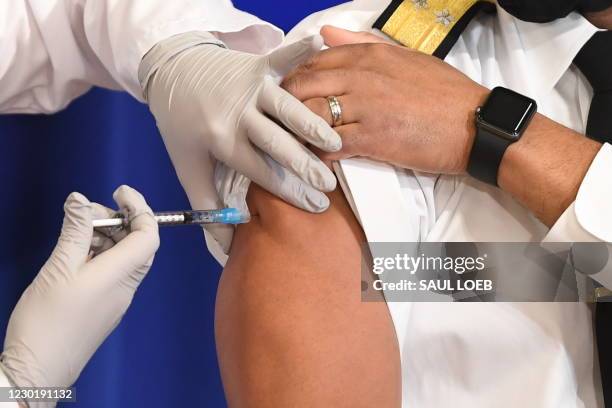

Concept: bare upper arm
[[215, 184, 401, 407]]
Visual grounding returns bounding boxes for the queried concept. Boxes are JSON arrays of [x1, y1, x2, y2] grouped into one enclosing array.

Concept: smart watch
[[467, 87, 538, 186]]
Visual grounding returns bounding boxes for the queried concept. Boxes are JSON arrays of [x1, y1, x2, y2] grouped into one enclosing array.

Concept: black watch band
[[467, 126, 512, 186], [467, 87, 537, 187]]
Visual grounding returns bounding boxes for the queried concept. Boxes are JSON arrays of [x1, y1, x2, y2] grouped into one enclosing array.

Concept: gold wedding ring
[[327, 96, 343, 127]]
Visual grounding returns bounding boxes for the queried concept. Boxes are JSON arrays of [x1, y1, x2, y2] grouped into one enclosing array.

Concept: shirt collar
[[497, 5, 599, 94]]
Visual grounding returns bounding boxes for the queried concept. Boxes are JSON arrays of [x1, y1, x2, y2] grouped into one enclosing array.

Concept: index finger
[[287, 28, 395, 78], [320, 25, 394, 47], [88, 186, 160, 275], [259, 77, 341, 152], [282, 68, 353, 102]]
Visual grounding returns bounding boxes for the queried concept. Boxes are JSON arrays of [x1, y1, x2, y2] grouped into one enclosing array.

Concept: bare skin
[[283, 25, 604, 227], [216, 184, 401, 407], [498, 115, 600, 226], [584, 6, 612, 29], [214, 13, 611, 404], [499, 7, 611, 225]]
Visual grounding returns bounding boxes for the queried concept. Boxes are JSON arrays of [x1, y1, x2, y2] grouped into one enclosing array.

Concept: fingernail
[[64, 193, 91, 218], [308, 159, 337, 192], [330, 136, 343, 152], [63, 193, 92, 227], [66, 192, 89, 207], [309, 34, 324, 50], [319, 169, 337, 192], [307, 191, 330, 213], [319, 126, 343, 152], [112, 185, 132, 201]]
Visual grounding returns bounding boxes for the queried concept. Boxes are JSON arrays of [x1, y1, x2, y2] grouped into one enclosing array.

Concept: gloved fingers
[[90, 203, 125, 257], [174, 150, 225, 211], [227, 144, 332, 213], [259, 77, 342, 153], [267, 35, 324, 77], [261, 152, 331, 213], [91, 202, 129, 242], [112, 185, 157, 232], [91, 231, 115, 258], [245, 110, 336, 192], [87, 186, 159, 285], [111, 185, 160, 260], [90, 202, 115, 219], [47, 192, 94, 273]]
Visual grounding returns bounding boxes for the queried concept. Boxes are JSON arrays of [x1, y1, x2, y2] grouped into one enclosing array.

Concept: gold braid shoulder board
[[373, 0, 496, 59]]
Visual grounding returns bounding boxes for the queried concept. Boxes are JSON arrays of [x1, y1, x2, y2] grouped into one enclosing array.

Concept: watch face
[[478, 87, 537, 140]]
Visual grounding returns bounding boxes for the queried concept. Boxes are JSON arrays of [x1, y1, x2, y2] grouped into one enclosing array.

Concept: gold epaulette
[[373, 0, 496, 58]]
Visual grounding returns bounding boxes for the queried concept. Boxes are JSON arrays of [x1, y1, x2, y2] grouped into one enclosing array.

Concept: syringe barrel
[[93, 208, 249, 229]]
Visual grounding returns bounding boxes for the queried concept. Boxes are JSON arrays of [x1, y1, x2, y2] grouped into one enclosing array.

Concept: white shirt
[[0, 0, 282, 114], [0, 0, 283, 400], [285, 1, 610, 406]]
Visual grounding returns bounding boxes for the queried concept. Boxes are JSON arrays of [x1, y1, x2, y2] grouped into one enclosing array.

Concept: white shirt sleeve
[[1, 0, 283, 114], [543, 143, 612, 288], [0, 368, 18, 408]]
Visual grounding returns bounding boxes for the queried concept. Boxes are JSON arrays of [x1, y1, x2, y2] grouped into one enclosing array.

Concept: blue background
[[0, 1, 344, 407]]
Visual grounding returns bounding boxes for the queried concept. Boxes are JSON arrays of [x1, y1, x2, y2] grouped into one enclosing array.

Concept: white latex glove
[[0, 186, 159, 405], [140, 32, 341, 254]]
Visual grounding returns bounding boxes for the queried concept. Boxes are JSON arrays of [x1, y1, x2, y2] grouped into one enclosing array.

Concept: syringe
[[92, 208, 249, 229]]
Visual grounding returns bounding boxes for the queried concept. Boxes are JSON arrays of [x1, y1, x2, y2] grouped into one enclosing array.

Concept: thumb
[[88, 186, 159, 288], [47, 192, 94, 272], [320, 25, 393, 47], [267, 35, 324, 77]]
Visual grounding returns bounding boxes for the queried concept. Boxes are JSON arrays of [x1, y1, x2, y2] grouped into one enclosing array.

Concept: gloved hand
[[140, 32, 341, 254], [0, 186, 159, 401]]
